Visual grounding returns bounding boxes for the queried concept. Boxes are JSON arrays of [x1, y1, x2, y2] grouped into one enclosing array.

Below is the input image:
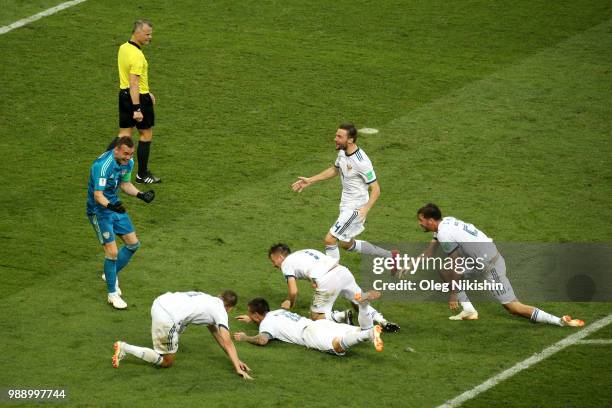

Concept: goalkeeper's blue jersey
[[86, 150, 134, 215]]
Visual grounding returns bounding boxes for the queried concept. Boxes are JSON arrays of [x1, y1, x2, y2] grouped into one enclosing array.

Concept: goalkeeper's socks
[[116, 242, 139, 274], [103, 258, 117, 293], [122, 343, 163, 365], [531, 308, 563, 326]]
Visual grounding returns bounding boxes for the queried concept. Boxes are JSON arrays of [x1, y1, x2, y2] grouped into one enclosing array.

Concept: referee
[[116, 19, 161, 184]]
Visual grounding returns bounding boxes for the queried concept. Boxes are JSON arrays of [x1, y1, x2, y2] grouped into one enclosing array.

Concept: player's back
[[259, 309, 311, 346], [282, 249, 338, 281], [155, 291, 226, 327], [437, 217, 499, 262]]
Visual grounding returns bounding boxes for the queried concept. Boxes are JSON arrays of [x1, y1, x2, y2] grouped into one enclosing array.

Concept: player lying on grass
[[234, 295, 384, 355], [416, 203, 584, 327], [268, 243, 400, 332], [112, 290, 253, 379]]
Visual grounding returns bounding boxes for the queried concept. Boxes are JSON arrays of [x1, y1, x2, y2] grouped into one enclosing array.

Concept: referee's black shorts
[[118, 89, 155, 129]]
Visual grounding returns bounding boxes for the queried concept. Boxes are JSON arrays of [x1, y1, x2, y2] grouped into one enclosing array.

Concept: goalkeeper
[[86, 136, 155, 309]]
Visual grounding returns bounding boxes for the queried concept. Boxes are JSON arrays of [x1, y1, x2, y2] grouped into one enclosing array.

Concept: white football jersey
[[334, 148, 377, 210], [259, 309, 311, 346], [434, 217, 499, 262], [155, 291, 229, 331], [281, 249, 338, 281]]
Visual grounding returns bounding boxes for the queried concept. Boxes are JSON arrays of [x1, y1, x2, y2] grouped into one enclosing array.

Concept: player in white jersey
[[416, 203, 584, 327], [111, 290, 253, 379], [234, 298, 383, 355], [268, 243, 400, 332], [291, 123, 397, 262]]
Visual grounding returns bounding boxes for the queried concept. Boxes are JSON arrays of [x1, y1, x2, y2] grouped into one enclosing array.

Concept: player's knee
[[105, 248, 119, 259], [310, 311, 325, 320], [339, 240, 354, 250], [160, 354, 175, 368], [503, 301, 521, 315], [324, 234, 337, 246], [126, 241, 141, 252], [332, 338, 345, 354]]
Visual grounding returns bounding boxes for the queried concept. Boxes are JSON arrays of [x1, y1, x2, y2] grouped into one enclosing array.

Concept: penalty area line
[[0, 0, 88, 36], [437, 314, 612, 408]]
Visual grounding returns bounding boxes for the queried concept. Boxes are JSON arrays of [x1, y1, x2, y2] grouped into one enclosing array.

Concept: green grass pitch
[[0, 1, 611, 407]]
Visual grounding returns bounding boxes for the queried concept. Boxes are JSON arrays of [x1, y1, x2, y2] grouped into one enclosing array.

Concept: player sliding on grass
[[416, 203, 584, 327], [234, 296, 384, 355], [268, 243, 400, 332], [291, 123, 399, 263], [112, 290, 253, 380]]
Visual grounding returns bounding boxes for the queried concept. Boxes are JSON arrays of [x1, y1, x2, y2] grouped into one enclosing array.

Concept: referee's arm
[[129, 74, 143, 122]]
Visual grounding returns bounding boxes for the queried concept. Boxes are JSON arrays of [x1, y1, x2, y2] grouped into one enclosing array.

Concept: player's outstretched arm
[[120, 182, 155, 203], [234, 332, 270, 347], [291, 166, 339, 192], [209, 326, 253, 380]]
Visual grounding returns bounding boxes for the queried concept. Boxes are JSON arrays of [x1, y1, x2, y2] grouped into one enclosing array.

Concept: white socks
[[122, 343, 163, 365], [348, 240, 392, 258], [325, 245, 340, 260], [339, 329, 371, 350], [461, 301, 477, 314], [531, 308, 563, 326]]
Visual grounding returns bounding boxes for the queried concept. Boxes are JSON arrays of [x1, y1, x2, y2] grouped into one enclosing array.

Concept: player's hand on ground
[[237, 369, 253, 380], [235, 315, 252, 323], [239, 360, 251, 372], [107, 201, 126, 213], [291, 176, 310, 192], [233, 331, 247, 341], [280, 299, 291, 309], [133, 110, 143, 122], [448, 292, 459, 310], [137, 190, 155, 203]]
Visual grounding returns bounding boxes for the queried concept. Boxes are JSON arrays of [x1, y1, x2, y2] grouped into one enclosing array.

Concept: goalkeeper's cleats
[[108, 293, 127, 310]]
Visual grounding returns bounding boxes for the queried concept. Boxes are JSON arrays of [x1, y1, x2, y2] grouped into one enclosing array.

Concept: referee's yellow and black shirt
[[117, 41, 149, 93]]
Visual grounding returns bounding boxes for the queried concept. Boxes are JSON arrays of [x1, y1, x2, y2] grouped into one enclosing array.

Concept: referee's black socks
[[137, 140, 151, 176]]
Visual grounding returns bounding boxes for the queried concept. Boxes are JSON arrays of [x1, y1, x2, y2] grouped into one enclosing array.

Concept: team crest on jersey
[[347, 164, 353, 171], [102, 232, 111, 239]]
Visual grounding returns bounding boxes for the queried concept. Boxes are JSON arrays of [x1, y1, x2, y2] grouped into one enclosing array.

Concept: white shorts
[[302, 319, 359, 354], [329, 209, 365, 242], [311, 265, 361, 314], [151, 300, 179, 354]]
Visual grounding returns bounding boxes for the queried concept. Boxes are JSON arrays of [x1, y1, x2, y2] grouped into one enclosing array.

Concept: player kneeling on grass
[[112, 290, 253, 380], [416, 203, 584, 327], [268, 243, 400, 332], [234, 295, 383, 355]]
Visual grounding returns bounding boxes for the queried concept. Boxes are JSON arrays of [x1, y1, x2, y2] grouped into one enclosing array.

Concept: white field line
[[437, 315, 612, 408], [0, 0, 87, 36], [576, 339, 612, 345]]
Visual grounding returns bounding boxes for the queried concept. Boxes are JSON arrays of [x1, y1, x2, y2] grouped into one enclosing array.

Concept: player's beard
[[335, 142, 347, 151]]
